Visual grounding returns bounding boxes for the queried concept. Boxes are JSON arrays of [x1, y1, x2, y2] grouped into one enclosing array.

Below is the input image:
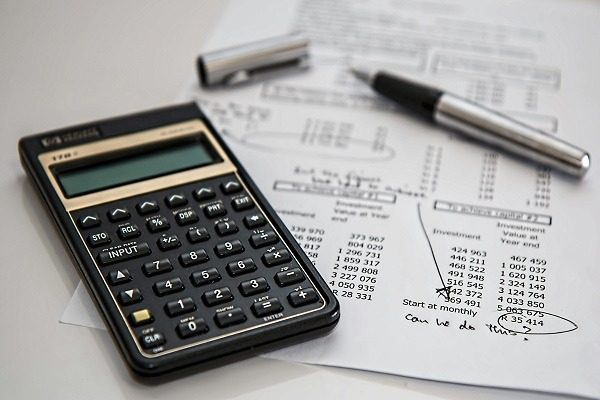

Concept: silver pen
[[350, 67, 590, 177]]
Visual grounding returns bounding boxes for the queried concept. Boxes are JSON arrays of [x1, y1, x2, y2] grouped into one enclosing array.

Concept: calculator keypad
[[71, 173, 325, 355]]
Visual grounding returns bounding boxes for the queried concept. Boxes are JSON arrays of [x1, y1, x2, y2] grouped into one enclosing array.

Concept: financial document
[[63, 0, 600, 398]]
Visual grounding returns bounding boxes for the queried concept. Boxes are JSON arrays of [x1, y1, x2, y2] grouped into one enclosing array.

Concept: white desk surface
[[0, 1, 578, 399]]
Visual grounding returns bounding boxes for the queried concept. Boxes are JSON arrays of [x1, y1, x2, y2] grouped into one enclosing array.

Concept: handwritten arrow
[[417, 203, 451, 301]]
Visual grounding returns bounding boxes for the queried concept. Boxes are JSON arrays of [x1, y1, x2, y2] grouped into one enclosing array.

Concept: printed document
[[63, 0, 600, 398]]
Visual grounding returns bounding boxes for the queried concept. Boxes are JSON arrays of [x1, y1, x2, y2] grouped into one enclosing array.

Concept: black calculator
[[19, 103, 339, 375]]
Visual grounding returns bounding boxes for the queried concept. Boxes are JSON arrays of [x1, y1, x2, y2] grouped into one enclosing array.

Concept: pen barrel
[[433, 94, 590, 177]]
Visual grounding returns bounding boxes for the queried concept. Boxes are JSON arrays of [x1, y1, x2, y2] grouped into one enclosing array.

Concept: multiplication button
[[261, 248, 291, 267]]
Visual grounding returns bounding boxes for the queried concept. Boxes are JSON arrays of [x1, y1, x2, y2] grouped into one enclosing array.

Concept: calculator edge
[[18, 103, 340, 376]]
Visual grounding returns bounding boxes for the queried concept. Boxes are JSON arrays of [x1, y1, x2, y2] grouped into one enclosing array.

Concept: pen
[[350, 67, 591, 177]]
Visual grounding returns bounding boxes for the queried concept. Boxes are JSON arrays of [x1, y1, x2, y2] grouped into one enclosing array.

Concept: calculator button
[[226, 258, 257, 277], [203, 201, 227, 218], [87, 231, 111, 247], [275, 268, 306, 286], [243, 214, 266, 228], [107, 269, 131, 285], [215, 219, 238, 236], [118, 288, 143, 305], [221, 181, 242, 194], [175, 209, 199, 226], [190, 268, 221, 286], [187, 227, 210, 243], [177, 319, 208, 339], [252, 298, 283, 318], [165, 297, 196, 317], [215, 240, 244, 258], [117, 223, 141, 240], [202, 287, 234, 306], [239, 277, 270, 296], [250, 230, 279, 248], [147, 216, 170, 233], [97, 242, 151, 266], [288, 288, 319, 307], [140, 332, 165, 349], [231, 195, 254, 211], [108, 207, 130, 222], [193, 187, 216, 201], [261, 248, 291, 267], [179, 249, 209, 267], [214, 307, 246, 328], [78, 214, 100, 229], [142, 258, 173, 276], [136, 200, 159, 215], [157, 233, 181, 251], [153, 277, 184, 296], [165, 193, 188, 208], [129, 309, 153, 326]]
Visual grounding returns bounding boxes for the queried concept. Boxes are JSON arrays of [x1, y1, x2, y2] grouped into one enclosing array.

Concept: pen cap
[[197, 32, 310, 87]]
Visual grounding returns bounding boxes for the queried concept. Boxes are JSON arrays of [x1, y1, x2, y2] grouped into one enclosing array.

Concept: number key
[[202, 287, 233, 306], [226, 258, 257, 277], [165, 297, 196, 317], [214, 240, 244, 258], [153, 277, 184, 296], [239, 277, 269, 296], [177, 319, 208, 339], [142, 259, 173, 277], [190, 268, 221, 286], [179, 249, 209, 267]]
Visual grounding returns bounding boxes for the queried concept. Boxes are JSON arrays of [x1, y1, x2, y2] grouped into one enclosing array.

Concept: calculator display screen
[[55, 138, 219, 198]]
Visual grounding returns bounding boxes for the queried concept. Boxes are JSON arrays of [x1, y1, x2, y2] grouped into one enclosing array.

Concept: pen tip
[[349, 66, 374, 84]]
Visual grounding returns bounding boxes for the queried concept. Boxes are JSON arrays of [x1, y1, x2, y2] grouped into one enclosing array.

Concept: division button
[[107, 207, 130, 222], [139, 332, 165, 349], [165, 193, 188, 208], [142, 258, 173, 276], [288, 288, 319, 308], [190, 268, 221, 286], [251, 298, 283, 318], [78, 214, 100, 229], [243, 214, 266, 229], [97, 242, 151, 266], [214, 240, 244, 258], [165, 297, 196, 317], [239, 277, 270, 296], [153, 277, 184, 296], [193, 187, 216, 201], [129, 309, 154, 326], [275, 268, 306, 286], [117, 223, 141, 240], [107, 268, 131, 285], [249, 230, 279, 248], [203, 201, 227, 218], [220, 180, 242, 194], [118, 288, 143, 305], [175, 209, 199, 226], [187, 227, 210, 243], [179, 249, 209, 267], [87, 231, 111, 247], [202, 287, 234, 306], [231, 195, 254, 211], [214, 307, 246, 328], [261, 248, 291, 267], [226, 258, 257, 277], [136, 200, 159, 215], [157, 233, 181, 251], [215, 219, 238, 236], [146, 216, 170, 233], [177, 319, 208, 339]]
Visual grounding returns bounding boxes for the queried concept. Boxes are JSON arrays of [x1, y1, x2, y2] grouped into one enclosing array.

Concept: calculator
[[19, 103, 339, 375]]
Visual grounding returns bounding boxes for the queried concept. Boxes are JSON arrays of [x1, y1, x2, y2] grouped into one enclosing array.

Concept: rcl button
[[140, 332, 165, 349]]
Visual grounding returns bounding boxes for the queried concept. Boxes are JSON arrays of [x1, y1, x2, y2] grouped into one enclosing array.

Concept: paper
[[63, 0, 600, 398]]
